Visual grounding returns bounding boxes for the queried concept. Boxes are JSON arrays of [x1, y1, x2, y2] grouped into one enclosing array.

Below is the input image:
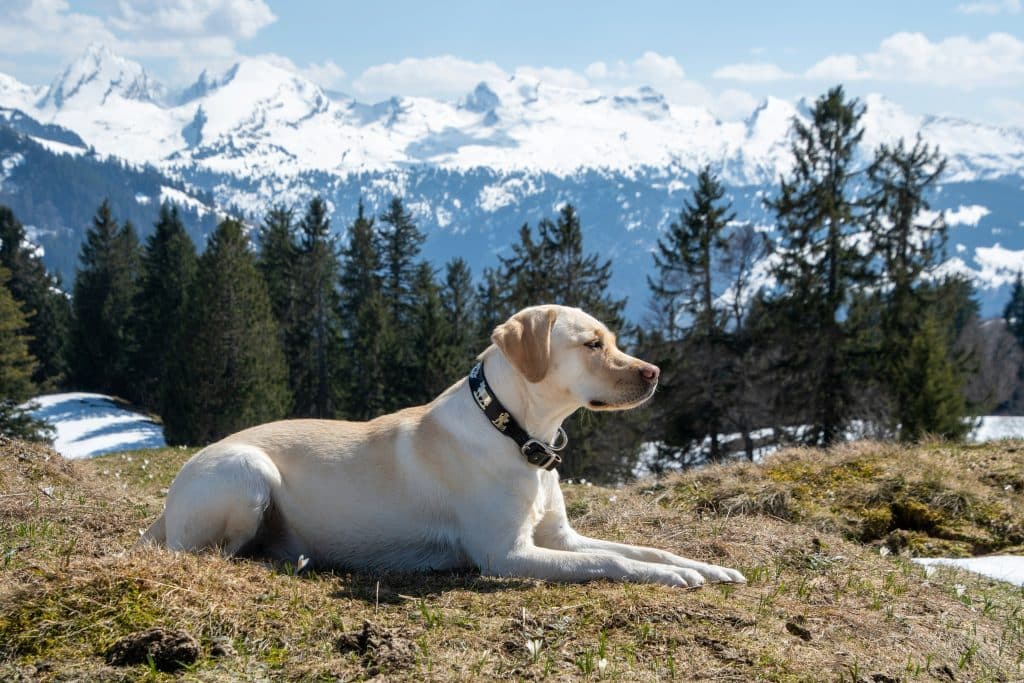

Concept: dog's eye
[[584, 339, 603, 350]]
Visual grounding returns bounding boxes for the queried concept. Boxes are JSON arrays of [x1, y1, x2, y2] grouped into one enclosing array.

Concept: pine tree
[[898, 314, 972, 441], [130, 202, 197, 412], [647, 167, 734, 460], [1004, 271, 1024, 349], [0, 266, 48, 439], [0, 205, 71, 389], [289, 197, 343, 418], [337, 201, 392, 420], [378, 197, 427, 409], [766, 86, 870, 446], [476, 266, 508, 351], [379, 197, 426, 323], [256, 204, 298, 346], [409, 262, 451, 402], [440, 257, 480, 378], [866, 137, 965, 437], [70, 200, 141, 397], [164, 218, 290, 445]]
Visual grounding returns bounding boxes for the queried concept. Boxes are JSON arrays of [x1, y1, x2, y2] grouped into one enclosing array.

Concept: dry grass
[[1, 435, 1023, 681]]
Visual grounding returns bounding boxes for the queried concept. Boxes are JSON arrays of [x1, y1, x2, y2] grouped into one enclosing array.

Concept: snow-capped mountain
[[1, 44, 1022, 318]]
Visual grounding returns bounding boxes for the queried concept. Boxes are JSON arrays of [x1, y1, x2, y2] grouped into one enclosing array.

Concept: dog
[[140, 305, 745, 587]]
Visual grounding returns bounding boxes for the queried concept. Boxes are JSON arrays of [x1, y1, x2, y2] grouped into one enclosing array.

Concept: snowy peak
[[40, 43, 164, 109]]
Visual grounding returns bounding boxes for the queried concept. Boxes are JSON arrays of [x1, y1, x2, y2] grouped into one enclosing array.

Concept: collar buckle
[[521, 440, 562, 470]]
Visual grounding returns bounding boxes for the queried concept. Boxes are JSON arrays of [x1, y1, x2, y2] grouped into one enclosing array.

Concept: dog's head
[[491, 305, 660, 411]]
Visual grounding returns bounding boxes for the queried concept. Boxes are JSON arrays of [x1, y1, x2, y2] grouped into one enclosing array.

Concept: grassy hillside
[[1, 435, 1022, 681]]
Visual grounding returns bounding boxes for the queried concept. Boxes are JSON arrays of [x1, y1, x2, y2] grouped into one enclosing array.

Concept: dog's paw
[[694, 563, 746, 584], [674, 568, 706, 588]]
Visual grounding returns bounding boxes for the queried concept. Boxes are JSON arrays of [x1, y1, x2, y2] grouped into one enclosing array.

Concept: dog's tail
[[135, 512, 166, 548]]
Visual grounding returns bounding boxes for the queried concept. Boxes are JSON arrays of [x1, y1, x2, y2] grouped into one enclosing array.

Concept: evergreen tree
[[256, 204, 298, 334], [337, 201, 392, 420], [289, 197, 343, 418], [766, 86, 870, 446], [70, 200, 141, 397], [379, 197, 426, 323], [164, 218, 290, 445], [0, 267, 48, 440], [0, 205, 70, 389], [378, 197, 428, 409], [1004, 271, 1024, 349], [647, 167, 734, 460], [130, 203, 197, 412], [866, 137, 966, 437], [409, 262, 451, 402], [441, 257, 480, 377], [476, 266, 507, 347], [898, 314, 972, 441]]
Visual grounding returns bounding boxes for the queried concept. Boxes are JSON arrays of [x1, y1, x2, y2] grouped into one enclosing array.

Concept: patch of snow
[[0, 152, 24, 187], [135, 192, 151, 205], [28, 136, 86, 156], [971, 416, 1024, 442], [159, 186, 208, 217], [913, 556, 1024, 587], [24, 393, 165, 459]]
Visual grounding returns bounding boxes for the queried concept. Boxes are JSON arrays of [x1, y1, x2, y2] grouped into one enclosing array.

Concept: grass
[[0, 435, 1022, 680]]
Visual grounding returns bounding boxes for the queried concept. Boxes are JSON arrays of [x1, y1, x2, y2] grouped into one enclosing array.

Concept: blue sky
[[1, 0, 1021, 123]]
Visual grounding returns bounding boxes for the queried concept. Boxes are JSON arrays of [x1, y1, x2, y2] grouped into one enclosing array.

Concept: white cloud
[[112, 0, 276, 39], [805, 54, 871, 81], [806, 32, 1024, 88], [353, 55, 507, 100], [586, 51, 685, 82], [0, 0, 278, 87], [955, 0, 1021, 14], [712, 62, 795, 82], [0, 0, 117, 57]]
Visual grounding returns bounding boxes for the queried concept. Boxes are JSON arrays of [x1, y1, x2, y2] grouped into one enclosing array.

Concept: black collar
[[468, 361, 567, 470]]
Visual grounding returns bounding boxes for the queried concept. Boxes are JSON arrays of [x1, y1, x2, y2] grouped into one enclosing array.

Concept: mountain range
[[1, 43, 1022, 319]]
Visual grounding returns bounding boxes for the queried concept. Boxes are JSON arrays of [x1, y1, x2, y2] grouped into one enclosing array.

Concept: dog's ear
[[491, 307, 558, 383]]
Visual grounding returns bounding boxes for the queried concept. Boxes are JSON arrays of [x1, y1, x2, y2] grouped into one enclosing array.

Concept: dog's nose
[[640, 363, 660, 383]]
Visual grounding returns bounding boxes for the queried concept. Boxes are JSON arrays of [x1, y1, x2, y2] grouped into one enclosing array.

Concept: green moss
[[858, 506, 894, 541], [0, 576, 164, 660]]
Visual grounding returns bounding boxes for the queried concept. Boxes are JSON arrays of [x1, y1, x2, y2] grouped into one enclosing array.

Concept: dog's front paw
[[694, 563, 746, 584]]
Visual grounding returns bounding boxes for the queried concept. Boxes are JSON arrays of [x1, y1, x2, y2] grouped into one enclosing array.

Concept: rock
[[105, 627, 200, 672]]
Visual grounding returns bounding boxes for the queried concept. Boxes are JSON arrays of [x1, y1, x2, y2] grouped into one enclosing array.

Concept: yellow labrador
[[141, 305, 745, 587]]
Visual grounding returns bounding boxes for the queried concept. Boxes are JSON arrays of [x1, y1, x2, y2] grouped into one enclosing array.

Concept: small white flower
[[1005, 484, 1014, 491], [586, 482, 593, 487], [296, 554, 310, 573], [954, 583, 966, 597], [879, 546, 890, 557], [525, 638, 542, 659], [598, 658, 608, 673], [579, 478, 587, 485], [608, 495, 617, 503], [126, 455, 133, 462]]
